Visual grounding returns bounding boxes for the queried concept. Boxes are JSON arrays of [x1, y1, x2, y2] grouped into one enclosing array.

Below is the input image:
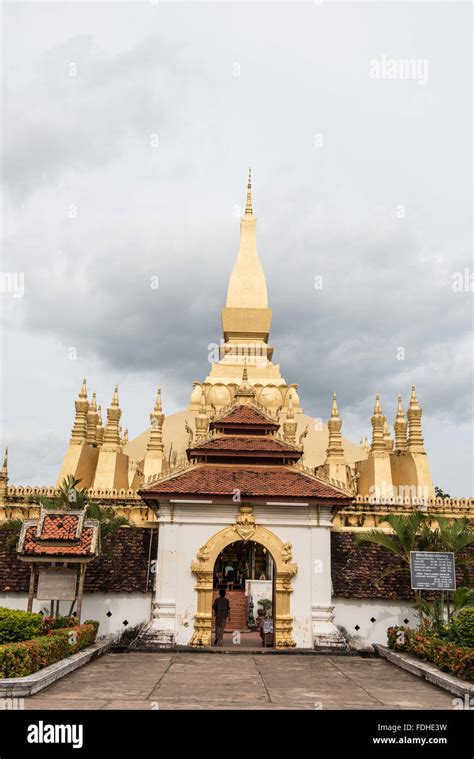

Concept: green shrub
[[0, 608, 43, 644], [0, 623, 98, 679], [387, 625, 474, 683], [41, 615, 76, 634], [453, 608, 474, 648], [84, 619, 100, 636], [45, 615, 77, 632]]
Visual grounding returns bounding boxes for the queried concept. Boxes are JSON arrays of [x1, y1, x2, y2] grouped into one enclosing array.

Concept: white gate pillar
[[136, 506, 178, 647], [310, 505, 347, 649]]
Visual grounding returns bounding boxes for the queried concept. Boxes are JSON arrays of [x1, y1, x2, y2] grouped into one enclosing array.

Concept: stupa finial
[[245, 167, 253, 215], [111, 385, 119, 408], [79, 378, 88, 400]]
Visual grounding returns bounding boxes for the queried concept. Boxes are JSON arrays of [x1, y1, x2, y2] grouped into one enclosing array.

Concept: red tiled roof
[[141, 465, 349, 500], [39, 514, 80, 541], [189, 435, 299, 455], [22, 525, 95, 556], [212, 406, 279, 429]]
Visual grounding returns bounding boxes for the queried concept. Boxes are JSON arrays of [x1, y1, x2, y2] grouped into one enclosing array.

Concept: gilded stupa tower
[[53, 174, 434, 500], [189, 170, 301, 414]]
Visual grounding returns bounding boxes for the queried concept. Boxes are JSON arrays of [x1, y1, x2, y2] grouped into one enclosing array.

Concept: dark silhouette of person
[[212, 588, 230, 646]]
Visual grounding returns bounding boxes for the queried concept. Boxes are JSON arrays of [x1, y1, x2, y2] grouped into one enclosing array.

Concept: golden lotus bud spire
[[154, 386, 163, 413], [407, 385, 425, 453], [86, 392, 99, 445], [394, 394, 408, 451], [0, 447, 8, 499], [370, 393, 386, 453], [102, 386, 122, 450], [287, 391, 295, 420], [245, 167, 253, 215], [148, 386, 165, 454], [326, 392, 344, 461], [79, 378, 87, 400], [70, 378, 89, 443], [283, 391, 297, 444], [373, 393, 382, 415], [1, 447, 8, 474]]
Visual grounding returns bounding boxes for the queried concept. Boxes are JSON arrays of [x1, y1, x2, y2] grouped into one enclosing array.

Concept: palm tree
[[355, 511, 427, 580], [422, 515, 474, 620], [426, 515, 474, 583], [356, 511, 474, 626], [0, 518, 25, 553]]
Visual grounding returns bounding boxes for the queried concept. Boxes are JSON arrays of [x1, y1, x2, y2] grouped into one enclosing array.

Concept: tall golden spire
[[154, 387, 163, 413], [96, 404, 104, 447], [70, 378, 89, 444], [283, 391, 297, 444], [195, 387, 210, 441], [111, 385, 120, 408], [235, 362, 255, 403], [79, 378, 87, 399], [326, 392, 344, 461], [370, 393, 386, 453], [86, 392, 99, 445], [225, 170, 268, 309], [0, 447, 8, 502], [144, 386, 166, 483], [147, 386, 165, 453], [102, 386, 122, 450], [393, 394, 408, 451], [407, 385, 425, 453], [245, 167, 253, 215]]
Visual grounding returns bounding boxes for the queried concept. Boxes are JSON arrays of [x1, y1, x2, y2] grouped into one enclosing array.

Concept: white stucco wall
[[153, 502, 336, 648], [332, 598, 417, 646], [0, 593, 152, 639]]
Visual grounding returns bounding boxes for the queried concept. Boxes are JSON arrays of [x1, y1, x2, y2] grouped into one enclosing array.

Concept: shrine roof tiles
[[141, 465, 349, 500], [211, 405, 279, 429], [189, 435, 299, 455]]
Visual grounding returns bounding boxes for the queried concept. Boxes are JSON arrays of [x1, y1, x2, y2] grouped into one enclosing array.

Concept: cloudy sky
[[1, 1, 472, 495]]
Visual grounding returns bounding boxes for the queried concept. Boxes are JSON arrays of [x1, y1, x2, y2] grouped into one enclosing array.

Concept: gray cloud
[[1, 1, 472, 495]]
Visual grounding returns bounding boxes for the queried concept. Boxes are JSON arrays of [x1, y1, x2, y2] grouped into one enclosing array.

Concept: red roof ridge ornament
[[233, 363, 256, 404]]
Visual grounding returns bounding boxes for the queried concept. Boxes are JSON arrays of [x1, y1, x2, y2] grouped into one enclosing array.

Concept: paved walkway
[[24, 652, 454, 710]]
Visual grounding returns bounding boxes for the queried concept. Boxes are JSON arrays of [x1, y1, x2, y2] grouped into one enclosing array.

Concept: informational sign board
[[410, 551, 456, 591], [37, 568, 77, 601]]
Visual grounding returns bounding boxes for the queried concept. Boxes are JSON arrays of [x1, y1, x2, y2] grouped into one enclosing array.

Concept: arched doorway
[[212, 539, 275, 648], [190, 505, 297, 648]]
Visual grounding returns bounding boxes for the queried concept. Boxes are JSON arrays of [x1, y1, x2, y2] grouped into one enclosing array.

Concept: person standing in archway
[[213, 588, 230, 646]]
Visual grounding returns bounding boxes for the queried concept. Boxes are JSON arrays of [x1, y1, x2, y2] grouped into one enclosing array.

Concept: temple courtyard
[[23, 651, 453, 710]]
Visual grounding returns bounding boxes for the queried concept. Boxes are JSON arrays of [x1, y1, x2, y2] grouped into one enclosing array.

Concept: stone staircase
[[212, 589, 248, 631]]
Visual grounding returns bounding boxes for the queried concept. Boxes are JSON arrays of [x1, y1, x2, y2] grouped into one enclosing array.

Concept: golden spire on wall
[[393, 394, 408, 451], [245, 167, 253, 215]]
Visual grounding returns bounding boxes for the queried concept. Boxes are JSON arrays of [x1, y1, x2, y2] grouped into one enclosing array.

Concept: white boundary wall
[[333, 598, 417, 646], [0, 593, 152, 638]]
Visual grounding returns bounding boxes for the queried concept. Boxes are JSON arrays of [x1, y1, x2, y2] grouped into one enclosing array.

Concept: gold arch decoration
[[190, 505, 297, 648]]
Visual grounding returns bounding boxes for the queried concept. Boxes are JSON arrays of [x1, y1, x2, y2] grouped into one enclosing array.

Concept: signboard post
[[409, 551, 456, 591], [37, 568, 78, 601]]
